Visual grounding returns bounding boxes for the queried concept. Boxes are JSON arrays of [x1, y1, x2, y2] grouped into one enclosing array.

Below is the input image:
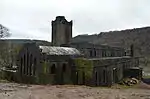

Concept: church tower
[[51, 16, 73, 46]]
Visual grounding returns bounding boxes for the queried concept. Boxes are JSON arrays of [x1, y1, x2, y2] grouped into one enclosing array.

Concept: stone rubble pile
[[119, 78, 139, 86]]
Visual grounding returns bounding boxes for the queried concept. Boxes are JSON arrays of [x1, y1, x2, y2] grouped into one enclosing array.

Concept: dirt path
[[0, 83, 150, 99]]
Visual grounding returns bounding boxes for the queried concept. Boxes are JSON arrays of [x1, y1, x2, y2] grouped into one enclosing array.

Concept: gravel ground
[[0, 82, 150, 99]]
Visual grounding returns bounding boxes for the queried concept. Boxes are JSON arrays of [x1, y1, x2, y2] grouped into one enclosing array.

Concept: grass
[[143, 75, 150, 79], [90, 84, 139, 90], [112, 83, 140, 89], [0, 79, 10, 83]]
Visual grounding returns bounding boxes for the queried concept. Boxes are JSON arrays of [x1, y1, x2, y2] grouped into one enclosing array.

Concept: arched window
[[90, 50, 92, 57], [102, 50, 105, 57], [94, 50, 96, 57], [51, 64, 56, 74], [76, 71, 78, 84], [20, 57, 23, 74], [99, 72, 102, 83], [103, 70, 106, 83], [33, 58, 36, 75], [95, 71, 98, 85], [82, 71, 85, 84], [23, 54, 26, 74], [62, 63, 67, 72], [27, 52, 29, 75], [29, 54, 32, 75]]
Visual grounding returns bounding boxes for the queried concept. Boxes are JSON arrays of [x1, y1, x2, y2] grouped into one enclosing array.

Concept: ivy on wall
[[36, 61, 54, 84], [74, 58, 93, 84], [42, 61, 49, 74]]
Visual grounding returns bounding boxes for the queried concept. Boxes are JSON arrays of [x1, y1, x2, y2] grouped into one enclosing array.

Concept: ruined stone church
[[1, 16, 142, 86]]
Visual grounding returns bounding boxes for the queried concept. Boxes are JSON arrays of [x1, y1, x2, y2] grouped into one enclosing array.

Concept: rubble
[[119, 78, 139, 86]]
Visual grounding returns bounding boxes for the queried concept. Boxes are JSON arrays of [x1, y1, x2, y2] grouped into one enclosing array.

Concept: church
[[1, 16, 142, 86]]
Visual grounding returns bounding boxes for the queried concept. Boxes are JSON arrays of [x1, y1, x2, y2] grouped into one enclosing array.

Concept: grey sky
[[0, 0, 150, 41]]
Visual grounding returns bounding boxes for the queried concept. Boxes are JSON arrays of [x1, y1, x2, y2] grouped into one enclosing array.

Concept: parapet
[[52, 16, 72, 25]]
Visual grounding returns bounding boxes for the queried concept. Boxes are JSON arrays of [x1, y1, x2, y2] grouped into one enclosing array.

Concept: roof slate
[[39, 46, 81, 56]]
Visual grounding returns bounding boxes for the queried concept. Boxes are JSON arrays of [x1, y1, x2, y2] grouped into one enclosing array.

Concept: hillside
[[72, 27, 150, 58], [0, 39, 51, 46], [71, 34, 98, 43]]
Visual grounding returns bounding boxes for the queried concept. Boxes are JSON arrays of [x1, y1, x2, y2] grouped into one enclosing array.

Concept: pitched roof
[[39, 46, 81, 56]]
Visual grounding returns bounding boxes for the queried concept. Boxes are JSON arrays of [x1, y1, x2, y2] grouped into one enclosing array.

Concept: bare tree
[[0, 24, 11, 38]]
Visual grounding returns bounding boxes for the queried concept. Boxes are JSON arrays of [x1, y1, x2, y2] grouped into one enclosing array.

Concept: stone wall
[[70, 42, 125, 58], [16, 43, 77, 84], [91, 57, 139, 86]]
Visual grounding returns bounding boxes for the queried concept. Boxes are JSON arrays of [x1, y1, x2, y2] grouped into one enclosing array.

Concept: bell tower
[[51, 16, 73, 46]]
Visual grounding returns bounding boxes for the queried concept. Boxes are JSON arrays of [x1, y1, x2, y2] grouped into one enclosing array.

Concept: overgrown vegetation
[[36, 61, 53, 84], [42, 61, 49, 74], [74, 58, 93, 84], [143, 75, 150, 79]]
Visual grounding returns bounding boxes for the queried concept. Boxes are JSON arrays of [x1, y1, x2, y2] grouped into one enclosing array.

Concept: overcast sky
[[0, 0, 150, 41]]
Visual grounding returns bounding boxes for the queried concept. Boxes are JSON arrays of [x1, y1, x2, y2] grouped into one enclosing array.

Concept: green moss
[[0, 79, 10, 83], [36, 73, 55, 84], [74, 58, 93, 84], [41, 61, 50, 74], [143, 75, 150, 79], [63, 73, 73, 84], [43, 61, 47, 74], [14, 45, 23, 54], [37, 61, 56, 84]]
